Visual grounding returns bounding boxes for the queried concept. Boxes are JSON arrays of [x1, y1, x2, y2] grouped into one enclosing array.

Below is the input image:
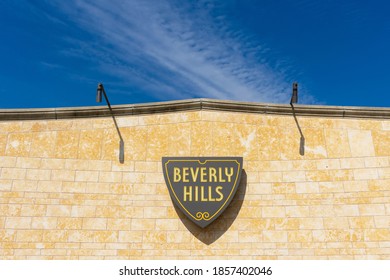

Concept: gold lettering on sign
[[182, 185, 225, 202], [182, 167, 189, 182], [225, 167, 233, 182], [173, 167, 234, 183], [183, 186, 192, 201], [173, 167, 181, 182]]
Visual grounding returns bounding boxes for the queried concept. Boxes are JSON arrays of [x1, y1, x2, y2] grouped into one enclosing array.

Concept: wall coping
[[1, 98, 390, 121]]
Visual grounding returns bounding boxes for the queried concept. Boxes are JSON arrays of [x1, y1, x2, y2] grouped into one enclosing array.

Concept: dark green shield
[[162, 157, 243, 228]]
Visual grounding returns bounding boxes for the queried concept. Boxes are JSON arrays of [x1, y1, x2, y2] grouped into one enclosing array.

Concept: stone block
[[146, 125, 169, 161], [6, 133, 32, 157], [5, 217, 32, 229], [85, 182, 111, 193], [61, 182, 86, 193], [273, 218, 300, 230], [257, 126, 281, 160], [0, 179, 12, 191], [285, 206, 310, 217], [51, 170, 75, 181], [99, 172, 122, 183], [0, 156, 17, 168], [16, 230, 43, 242], [16, 157, 41, 169], [1, 168, 26, 180], [107, 219, 131, 231], [75, 171, 99, 182], [343, 181, 368, 192], [348, 217, 376, 229], [262, 206, 285, 218], [334, 205, 360, 217], [372, 130, 390, 157], [71, 205, 96, 217], [340, 158, 365, 169], [55, 130, 80, 159], [121, 127, 147, 161], [310, 205, 335, 217], [359, 204, 385, 216], [279, 128, 302, 160], [167, 123, 191, 157], [30, 132, 56, 158], [122, 173, 146, 184], [258, 171, 282, 183], [57, 218, 83, 230], [0, 134, 7, 156], [40, 158, 65, 170], [299, 218, 324, 230], [365, 229, 390, 241], [316, 159, 340, 170], [287, 231, 313, 242], [31, 217, 58, 229], [118, 231, 143, 243], [46, 205, 72, 217], [131, 219, 155, 231], [143, 207, 168, 219], [348, 130, 375, 157], [144, 173, 165, 184], [365, 157, 389, 168], [324, 129, 351, 158], [282, 171, 306, 182], [43, 230, 68, 242], [78, 130, 104, 160], [134, 161, 158, 173], [296, 182, 319, 193], [374, 216, 390, 228], [144, 232, 167, 243], [26, 169, 51, 181], [190, 122, 213, 156], [305, 170, 330, 182], [82, 218, 107, 230], [353, 168, 379, 180], [116, 116, 139, 127], [378, 168, 390, 179], [319, 182, 344, 193], [302, 128, 328, 159], [11, 180, 37, 192], [20, 205, 47, 216], [323, 217, 349, 229], [155, 219, 179, 231], [36, 181, 62, 192], [238, 231, 262, 243], [329, 169, 354, 181], [263, 230, 287, 242]]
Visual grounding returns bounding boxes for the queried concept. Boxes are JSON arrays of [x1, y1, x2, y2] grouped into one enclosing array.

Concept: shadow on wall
[[291, 104, 305, 156], [172, 170, 247, 245]]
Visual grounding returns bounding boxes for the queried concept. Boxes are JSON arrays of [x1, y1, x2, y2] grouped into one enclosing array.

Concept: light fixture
[[290, 82, 298, 104], [289, 81, 304, 155], [96, 83, 103, 103]]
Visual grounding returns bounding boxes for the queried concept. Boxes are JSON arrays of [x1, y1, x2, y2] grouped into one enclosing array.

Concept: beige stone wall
[[0, 109, 389, 259]]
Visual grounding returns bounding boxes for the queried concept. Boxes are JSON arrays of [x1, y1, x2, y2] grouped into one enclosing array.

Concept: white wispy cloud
[[52, 0, 309, 103]]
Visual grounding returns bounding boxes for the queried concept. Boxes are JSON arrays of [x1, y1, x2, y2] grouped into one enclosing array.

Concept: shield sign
[[162, 157, 243, 228]]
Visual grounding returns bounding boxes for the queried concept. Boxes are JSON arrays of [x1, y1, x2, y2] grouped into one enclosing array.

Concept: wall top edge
[[0, 98, 389, 121]]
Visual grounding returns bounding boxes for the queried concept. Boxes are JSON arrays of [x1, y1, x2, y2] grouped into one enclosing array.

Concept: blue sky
[[1, 0, 389, 109]]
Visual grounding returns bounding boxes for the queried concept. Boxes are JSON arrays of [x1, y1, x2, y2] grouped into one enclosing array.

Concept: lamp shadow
[[103, 93, 125, 163], [290, 104, 305, 156], [172, 170, 247, 245]]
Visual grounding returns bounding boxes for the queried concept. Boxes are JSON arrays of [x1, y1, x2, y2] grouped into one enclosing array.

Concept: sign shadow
[[171, 170, 247, 245]]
